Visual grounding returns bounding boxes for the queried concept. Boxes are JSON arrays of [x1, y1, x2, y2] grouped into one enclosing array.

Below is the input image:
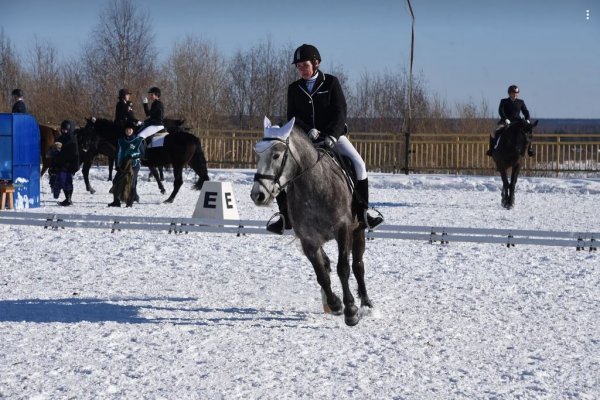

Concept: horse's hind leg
[[164, 166, 183, 203], [302, 242, 342, 315], [352, 228, 372, 308]]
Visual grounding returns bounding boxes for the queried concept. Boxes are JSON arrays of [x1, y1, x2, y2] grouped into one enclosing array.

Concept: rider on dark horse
[[266, 43, 384, 234], [114, 88, 141, 135], [137, 86, 165, 142], [487, 84, 535, 157]]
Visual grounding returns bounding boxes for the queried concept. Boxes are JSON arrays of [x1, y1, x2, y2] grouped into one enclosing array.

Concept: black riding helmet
[[118, 88, 131, 99], [508, 85, 520, 94], [12, 89, 23, 97], [60, 120, 72, 133], [148, 87, 161, 97], [292, 44, 321, 65]]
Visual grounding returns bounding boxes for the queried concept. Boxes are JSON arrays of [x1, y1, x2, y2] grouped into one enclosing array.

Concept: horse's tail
[[190, 138, 209, 190]]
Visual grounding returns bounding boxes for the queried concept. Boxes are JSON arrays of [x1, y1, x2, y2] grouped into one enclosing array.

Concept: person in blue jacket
[[108, 121, 144, 207]]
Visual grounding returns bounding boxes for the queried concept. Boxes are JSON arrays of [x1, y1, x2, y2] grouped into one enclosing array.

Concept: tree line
[[0, 0, 492, 135]]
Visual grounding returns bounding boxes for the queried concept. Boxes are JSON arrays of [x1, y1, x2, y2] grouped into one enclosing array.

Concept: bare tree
[[82, 0, 157, 117], [223, 40, 294, 128], [23, 38, 62, 124], [161, 35, 226, 130], [0, 29, 23, 112]]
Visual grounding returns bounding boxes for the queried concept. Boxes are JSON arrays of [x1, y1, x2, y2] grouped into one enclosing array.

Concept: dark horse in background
[[491, 119, 538, 209], [251, 117, 372, 326], [79, 117, 209, 203]]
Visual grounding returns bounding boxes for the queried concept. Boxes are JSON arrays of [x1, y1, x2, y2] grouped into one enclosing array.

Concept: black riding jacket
[[143, 99, 164, 126], [12, 100, 26, 113], [287, 70, 347, 139], [55, 129, 80, 174], [498, 97, 530, 123], [114, 100, 138, 129]]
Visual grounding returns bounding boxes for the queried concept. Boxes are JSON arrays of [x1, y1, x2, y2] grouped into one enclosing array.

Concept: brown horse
[[40, 124, 60, 176]]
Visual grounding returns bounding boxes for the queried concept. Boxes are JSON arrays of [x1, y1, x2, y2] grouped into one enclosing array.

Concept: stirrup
[[363, 208, 384, 229], [266, 213, 287, 235]]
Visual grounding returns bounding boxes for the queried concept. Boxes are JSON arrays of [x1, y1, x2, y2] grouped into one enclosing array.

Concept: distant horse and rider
[[490, 119, 538, 209], [78, 117, 209, 203], [251, 117, 375, 326]]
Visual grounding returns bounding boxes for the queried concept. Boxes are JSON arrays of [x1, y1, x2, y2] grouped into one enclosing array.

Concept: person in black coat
[[266, 44, 383, 234], [51, 120, 80, 206], [487, 85, 534, 157], [114, 88, 140, 135], [137, 86, 165, 140], [11, 89, 26, 113]]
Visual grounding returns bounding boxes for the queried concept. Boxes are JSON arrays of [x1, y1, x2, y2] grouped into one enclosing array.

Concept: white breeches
[[137, 125, 164, 139], [335, 135, 367, 181]]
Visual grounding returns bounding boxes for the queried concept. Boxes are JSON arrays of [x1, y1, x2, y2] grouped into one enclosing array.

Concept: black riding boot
[[266, 191, 292, 234], [59, 190, 73, 206], [355, 179, 383, 229], [486, 136, 495, 156], [527, 143, 535, 157]]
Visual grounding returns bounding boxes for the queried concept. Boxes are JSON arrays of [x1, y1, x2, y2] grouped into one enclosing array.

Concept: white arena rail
[[0, 211, 597, 251]]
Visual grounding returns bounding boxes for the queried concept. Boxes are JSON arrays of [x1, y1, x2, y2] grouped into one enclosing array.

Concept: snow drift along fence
[[1, 211, 597, 251]]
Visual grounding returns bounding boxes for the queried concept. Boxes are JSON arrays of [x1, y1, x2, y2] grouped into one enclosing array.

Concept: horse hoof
[[345, 314, 360, 326], [89, 188, 96, 194], [160, 189, 166, 194], [344, 304, 359, 326], [163, 198, 174, 204]]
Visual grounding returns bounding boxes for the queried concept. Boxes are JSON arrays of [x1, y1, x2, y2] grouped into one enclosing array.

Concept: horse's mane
[[93, 117, 115, 127]]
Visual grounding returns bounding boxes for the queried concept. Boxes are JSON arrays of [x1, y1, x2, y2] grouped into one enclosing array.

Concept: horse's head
[[77, 117, 99, 153], [250, 117, 296, 206]]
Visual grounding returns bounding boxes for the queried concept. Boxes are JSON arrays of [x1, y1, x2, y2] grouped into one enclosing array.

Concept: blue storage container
[[0, 113, 40, 208]]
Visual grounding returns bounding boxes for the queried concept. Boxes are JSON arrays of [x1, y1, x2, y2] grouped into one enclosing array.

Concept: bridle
[[253, 136, 325, 198]]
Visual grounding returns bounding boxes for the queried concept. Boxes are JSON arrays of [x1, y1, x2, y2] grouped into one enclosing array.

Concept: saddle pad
[[148, 131, 169, 148]]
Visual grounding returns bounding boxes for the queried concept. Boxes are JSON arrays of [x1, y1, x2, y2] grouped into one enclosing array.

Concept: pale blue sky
[[1, 0, 599, 118]]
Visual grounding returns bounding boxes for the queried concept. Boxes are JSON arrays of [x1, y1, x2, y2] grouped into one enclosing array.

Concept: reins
[[253, 136, 326, 196]]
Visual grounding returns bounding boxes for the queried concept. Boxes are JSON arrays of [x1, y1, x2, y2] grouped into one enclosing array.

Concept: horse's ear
[[282, 117, 295, 133], [264, 116, 272, 129]]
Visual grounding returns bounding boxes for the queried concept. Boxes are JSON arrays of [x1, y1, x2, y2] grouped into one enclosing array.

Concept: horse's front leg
[[508, 163, 520, 209], [82, 161, 96, 194], [149, 166, 166, 194], [303, 242, 342, 315], [108, 156, 115, 181], [352, 228, 372, 308], [500, 169, 510, 208], [336, 228, 359, 326], [164, 166, 183, 203]]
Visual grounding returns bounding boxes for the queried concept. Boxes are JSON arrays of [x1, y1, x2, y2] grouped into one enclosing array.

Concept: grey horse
[[250, 117, 373, 326]]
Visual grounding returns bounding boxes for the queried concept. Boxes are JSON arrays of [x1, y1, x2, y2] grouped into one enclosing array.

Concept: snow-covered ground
[[1, 167, 599, 399]]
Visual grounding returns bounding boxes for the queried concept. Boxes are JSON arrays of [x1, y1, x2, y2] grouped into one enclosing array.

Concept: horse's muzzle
[[250, 183, 273, 206]]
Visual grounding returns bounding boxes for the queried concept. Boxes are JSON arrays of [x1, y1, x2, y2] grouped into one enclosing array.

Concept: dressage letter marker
[[193, 181, 240, 220]]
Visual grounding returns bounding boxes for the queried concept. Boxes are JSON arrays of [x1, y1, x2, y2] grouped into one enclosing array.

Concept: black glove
[[324, 136, 337, 149]]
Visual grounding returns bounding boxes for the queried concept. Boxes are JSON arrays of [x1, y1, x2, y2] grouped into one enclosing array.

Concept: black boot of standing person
[[59, 190, 73, 206]]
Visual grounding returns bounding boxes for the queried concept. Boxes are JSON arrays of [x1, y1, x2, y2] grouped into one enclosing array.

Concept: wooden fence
[[199, 130, 600, 176]]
